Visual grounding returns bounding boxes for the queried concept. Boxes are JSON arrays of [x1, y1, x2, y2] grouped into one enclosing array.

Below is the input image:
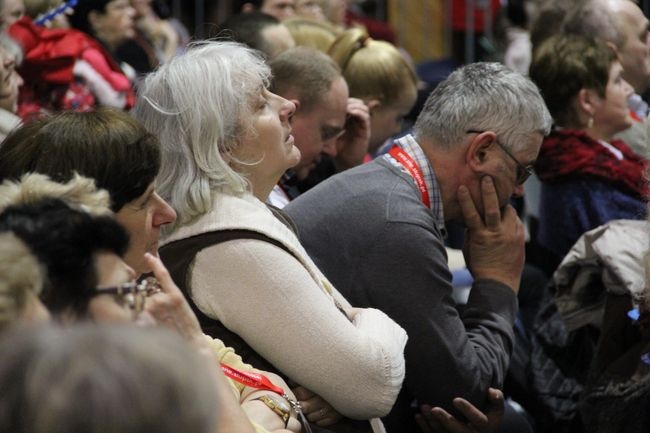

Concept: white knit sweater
[[163, 192, 407, 420]]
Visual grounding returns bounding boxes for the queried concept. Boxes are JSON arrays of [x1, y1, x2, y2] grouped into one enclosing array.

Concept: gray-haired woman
[[134, 40, 407, 432]]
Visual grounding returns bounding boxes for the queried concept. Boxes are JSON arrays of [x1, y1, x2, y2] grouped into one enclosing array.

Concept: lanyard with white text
[[220, 363, 314, 433], [388, 145, 431, 208]]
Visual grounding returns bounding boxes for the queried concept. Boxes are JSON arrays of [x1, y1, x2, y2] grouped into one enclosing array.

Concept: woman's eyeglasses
[[93, 277, 161, 314]]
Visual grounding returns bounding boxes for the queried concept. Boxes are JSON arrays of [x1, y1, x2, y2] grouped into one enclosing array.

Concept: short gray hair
[[0, 324, 220, 433], [133, 40, 271, 233], [413, 62, 551, 152]]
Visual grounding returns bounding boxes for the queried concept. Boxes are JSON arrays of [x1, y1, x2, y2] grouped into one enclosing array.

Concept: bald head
[[563, 0, 650, 93]]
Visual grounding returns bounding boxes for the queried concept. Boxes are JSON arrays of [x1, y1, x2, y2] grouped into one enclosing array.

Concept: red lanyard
[[220, 363, 286, 396], [388, 146, 431, 208], [221, 363, 314, 433]]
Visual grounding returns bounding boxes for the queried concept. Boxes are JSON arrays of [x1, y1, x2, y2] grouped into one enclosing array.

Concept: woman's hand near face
[[142, 253, 211, 355]]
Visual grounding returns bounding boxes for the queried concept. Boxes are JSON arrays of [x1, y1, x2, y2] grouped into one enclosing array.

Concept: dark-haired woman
[[0, 108, 176, 275]]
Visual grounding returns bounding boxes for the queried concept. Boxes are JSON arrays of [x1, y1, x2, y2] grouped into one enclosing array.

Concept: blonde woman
[[283, 15, 340, 52], [328, 27, 418, 153]]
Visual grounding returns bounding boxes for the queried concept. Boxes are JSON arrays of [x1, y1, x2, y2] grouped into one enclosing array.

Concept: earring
[[587, 116, 594, 129]]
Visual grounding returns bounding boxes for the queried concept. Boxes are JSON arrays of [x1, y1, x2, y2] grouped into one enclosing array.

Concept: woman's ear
[[577, 88, 597, 117]]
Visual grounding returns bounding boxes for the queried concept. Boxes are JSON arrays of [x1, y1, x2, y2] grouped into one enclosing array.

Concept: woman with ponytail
[[328, 27, 418, 153]]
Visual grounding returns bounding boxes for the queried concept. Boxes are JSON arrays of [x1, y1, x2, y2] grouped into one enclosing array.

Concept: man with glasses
[[286, 62, 551, 432], [267, 47, 370, 208]]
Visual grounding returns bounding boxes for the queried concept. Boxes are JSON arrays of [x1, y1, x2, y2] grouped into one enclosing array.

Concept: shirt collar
[[391, 134, 445, 232]]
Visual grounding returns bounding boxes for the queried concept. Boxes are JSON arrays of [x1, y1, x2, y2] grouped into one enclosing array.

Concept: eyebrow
[[321, 124, 345, 140]]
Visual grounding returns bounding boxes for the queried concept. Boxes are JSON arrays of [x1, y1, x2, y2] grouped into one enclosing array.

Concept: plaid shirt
[[385, 134, 445, 235]]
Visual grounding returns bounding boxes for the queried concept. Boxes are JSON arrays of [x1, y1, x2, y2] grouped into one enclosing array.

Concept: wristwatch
[[254, 394, 291, 427]]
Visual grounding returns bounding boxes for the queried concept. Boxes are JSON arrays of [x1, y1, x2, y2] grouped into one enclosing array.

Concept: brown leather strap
[[159, 229, 296, 376]]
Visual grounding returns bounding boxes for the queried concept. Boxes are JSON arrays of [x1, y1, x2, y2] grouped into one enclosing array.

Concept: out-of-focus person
[[295, 0, 324, 21], [0, 324, 236, 433], [217, 11, 295, 59], [0, 0, 24, 29], [529, 35, 648, 272], [238, 0, 296, 21], [0, 232, 49, 332]]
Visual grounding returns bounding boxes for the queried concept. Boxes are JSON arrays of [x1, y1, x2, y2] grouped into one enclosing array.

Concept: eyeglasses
[[466, 130, 534, 185], [93, 277, 161, 315]]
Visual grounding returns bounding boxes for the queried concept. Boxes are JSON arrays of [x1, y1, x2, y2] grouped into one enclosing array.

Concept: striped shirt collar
[[388, 134, 445, 232]]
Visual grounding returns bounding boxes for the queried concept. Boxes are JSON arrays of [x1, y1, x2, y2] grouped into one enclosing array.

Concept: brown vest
[[160, 228, 294, 376], [158, 208, 372, 433]]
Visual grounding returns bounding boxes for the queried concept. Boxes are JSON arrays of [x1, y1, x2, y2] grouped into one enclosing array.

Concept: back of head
[[0, 108, 160, 212], [236, 0, 264, 13], [133, 40, 270, 232], [561, 0, 623, 48], [530, 35, 614, 127], [328, 27, 417, 106], [530, 0, 588, 52], [414, 62, 551, 151], [68, 0, 112, 35], [216, 11, 280, 56], [283, 16, 341, 52], [269, 45, 341, 112], [0, 197, 128, 316], [0, 324, 219, 433], [0, 232, 43, 333]]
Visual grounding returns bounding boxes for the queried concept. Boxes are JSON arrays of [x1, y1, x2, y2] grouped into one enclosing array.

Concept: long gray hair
[[133, 41, 271, 233]]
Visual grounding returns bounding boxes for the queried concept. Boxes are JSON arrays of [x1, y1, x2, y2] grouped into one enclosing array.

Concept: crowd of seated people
[[0, 2, 648, 433]]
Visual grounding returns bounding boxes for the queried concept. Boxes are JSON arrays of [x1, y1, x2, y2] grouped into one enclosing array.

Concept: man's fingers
[[480, 177, 501, 230], [452, 398, 489, 428], [429, 407, 469, 433], [415, 413, 438, 433], [487, 388, 503, 402], [485, 388, 505, 419], [502, 205, 525, 243], [347, 97, 368, 112], [457, 185, 482, 230]]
